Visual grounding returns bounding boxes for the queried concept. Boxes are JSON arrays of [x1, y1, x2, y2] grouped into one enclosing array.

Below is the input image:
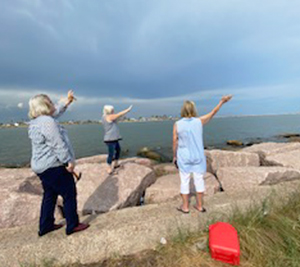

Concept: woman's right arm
[[53, 90, 76, 119], [200, 95, 232, 125], [107, 105, 133, 122], [173, 123, 178, 163]]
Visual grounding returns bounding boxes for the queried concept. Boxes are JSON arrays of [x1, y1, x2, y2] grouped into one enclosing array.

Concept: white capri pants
[[179, 171, 205, 194]]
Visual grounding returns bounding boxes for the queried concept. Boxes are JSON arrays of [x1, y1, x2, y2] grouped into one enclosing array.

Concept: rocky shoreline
[[1, 142, 300, 266]]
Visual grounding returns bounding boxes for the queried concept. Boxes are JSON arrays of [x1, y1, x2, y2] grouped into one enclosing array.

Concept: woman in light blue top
[[28, 91, 89, 236], [173, 96, 232, 213]]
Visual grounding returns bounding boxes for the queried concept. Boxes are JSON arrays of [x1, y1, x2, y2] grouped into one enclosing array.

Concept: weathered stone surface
[[76, 154, 107, 165], [243, 142, 300, 156], [0, 168, 65, 229], [136, 147, 169, 162], [145, 173, 220, 204], [153, 163, 178, 177], [120, 157, 157, 168], [205, 150, 260, 174], [288, 136, 300, 143], [3, 176, 300, 267], [1, 192, 41, 229], [264, 150, 300, 170], [0, 168, 40, 228], [76, 162, 156, 214], [227, 140, 244, 146], [0, 159, 156, 229], [243, 143, 300, 167], [216, 167, 300, 191], [279, 133, 300, 138]]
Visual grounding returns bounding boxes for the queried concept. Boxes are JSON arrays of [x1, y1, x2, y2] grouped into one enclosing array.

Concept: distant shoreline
[[1, 113, 300, 129]]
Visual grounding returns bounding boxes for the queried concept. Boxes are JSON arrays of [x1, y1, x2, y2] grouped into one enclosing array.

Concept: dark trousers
[[38, 166, 79, 235], [106, 141, 121, 164]]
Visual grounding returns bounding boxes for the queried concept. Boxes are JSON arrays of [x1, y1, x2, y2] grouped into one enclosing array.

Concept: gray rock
[[190, 237, 207, 252], [216, 167, 300, 191], [205, 150, 260, 174], [144, 173, 220, 204], [120, 157, 157, 168], [153, 163, 178, 177], [0, 168, 64, 229], [0, 159, 156, 229], [76, 162, 156, 214], [264, 150, 300, 170], [76, 155, 107, 165], [227, 140, 244, 146], [243, 143, 300, 168], [1, 176, 300, 267], [136, 147, 169, 162], [243, 142, 300, 156]]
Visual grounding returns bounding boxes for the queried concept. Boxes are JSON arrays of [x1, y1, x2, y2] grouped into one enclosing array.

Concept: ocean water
[[0, 114, 299, 167]]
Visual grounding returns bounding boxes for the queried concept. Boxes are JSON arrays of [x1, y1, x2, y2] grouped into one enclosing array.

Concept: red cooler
[[209, 222, 240, 265]]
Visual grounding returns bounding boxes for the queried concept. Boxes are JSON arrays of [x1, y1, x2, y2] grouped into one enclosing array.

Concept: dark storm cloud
[[0, 0, 300, 121]]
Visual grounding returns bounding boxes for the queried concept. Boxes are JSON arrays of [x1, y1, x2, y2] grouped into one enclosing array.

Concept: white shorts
[[179, 171, 205, 194]]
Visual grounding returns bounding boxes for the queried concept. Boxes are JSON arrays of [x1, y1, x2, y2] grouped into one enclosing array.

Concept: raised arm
[[173, 123, 178, 163], [106, 105, 133, 122], [53, 90, 76, 119], [200, 95, 232, 125]]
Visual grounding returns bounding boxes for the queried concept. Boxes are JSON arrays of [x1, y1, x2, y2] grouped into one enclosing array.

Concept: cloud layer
[[0, 0, 299, 121]]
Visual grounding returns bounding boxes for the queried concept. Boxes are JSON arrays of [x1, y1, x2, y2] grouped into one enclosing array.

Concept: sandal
[[193, 205, 207, 213], [114, 164, 122, 169], [176, 206, 190, 214]]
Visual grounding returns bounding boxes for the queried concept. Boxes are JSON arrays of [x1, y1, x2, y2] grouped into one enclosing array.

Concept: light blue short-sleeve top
[[176, 117, 206, 174]]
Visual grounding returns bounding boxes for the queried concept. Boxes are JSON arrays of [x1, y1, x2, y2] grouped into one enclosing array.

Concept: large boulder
[[243, 142, 300, 168], [137, 147, 170, 162], [144, 173, 220, 204], [77, 155, 156, 168], [0, 168, 66, 229], [76, 154, 107, 165], [120, 157, 157, 168], [243, 142, 300, 156], [0, 168, 41, 228], [216, 167, 300, 191], [153, 163, 178, 177], [76, 162, 156, 214], [264, 150, 300, 170], [226, 140, 244, 147], [205, 150, 260, 174]]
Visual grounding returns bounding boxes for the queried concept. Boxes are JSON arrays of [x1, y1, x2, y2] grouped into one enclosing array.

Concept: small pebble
[[160, 237, 167, 245]]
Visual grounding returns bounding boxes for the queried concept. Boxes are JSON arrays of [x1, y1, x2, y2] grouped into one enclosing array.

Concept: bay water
[[0, 114, 299, 167]]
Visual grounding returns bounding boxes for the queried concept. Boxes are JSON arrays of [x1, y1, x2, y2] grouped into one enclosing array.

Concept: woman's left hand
[[66, 162, 75, 173], [221, 95, 233, 104], [67, 90, 77, 103]]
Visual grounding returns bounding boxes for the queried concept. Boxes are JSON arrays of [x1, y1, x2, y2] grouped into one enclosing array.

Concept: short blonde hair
[[28, 94, 53, 119], [181, 100, 198, 118], [103, 105, 114, 116]]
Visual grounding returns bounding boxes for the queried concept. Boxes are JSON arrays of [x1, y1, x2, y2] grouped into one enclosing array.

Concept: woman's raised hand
[[67, 90, 77, 103], [127, 105, 133, 112], [221, 95, 233, 104]]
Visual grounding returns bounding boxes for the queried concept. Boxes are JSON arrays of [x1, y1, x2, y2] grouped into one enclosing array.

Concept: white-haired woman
[[173, 96, 232, 213], [28, 90, 89, 236], [102, 105, 132, 174]]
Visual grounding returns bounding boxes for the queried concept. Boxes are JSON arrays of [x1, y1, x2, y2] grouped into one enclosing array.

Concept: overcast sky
[[0, 0, 299, 122]]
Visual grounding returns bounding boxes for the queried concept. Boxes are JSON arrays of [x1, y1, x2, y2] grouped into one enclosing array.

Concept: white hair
[[103, 105, 114, 116], [28, 94, 52, 119]]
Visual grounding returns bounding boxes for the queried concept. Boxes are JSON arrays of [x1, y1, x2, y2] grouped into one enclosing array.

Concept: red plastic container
[[209, 222, 240, 265]]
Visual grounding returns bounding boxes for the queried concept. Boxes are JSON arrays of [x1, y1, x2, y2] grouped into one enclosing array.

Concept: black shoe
[[67, 223, 90, 235], [38, 224, 64, 237]]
